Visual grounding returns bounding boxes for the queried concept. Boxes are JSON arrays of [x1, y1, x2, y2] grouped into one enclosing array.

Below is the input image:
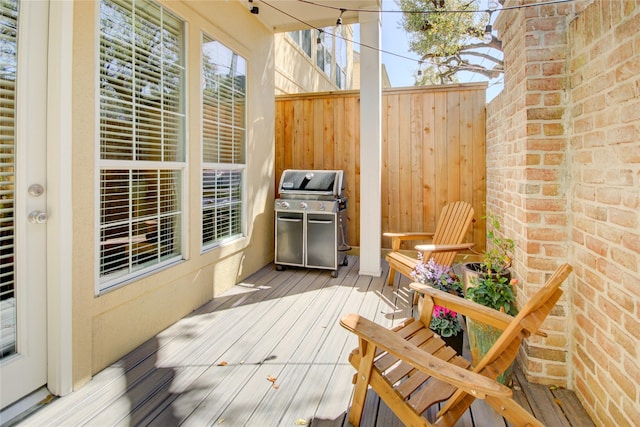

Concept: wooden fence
[[275, 83, 487, 251]]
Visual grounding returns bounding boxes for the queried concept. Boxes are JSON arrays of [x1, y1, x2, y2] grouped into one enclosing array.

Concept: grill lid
[[278, 169, 344, 198]]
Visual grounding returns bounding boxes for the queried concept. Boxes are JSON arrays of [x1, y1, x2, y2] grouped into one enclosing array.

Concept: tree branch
[[458, 51, 504, 67]]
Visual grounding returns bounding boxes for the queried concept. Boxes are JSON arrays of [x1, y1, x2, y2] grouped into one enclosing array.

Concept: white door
[[0, 0, 49, 409]]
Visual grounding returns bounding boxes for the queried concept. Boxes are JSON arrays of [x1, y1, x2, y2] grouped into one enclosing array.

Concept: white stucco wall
[[71, 0, 275, 387]]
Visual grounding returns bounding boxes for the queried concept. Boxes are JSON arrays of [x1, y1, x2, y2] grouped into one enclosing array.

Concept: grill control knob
[[281, 201, 289, 209], [319, 202, 326, 211], [300, 202, 308, 210]]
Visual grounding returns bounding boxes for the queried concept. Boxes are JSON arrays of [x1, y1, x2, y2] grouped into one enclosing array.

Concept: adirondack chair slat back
[[431, 201, 475, 267]]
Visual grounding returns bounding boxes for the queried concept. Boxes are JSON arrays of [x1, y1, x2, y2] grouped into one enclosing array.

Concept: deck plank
[[513, 364, 571, 427], [16, 256, 593, 427]]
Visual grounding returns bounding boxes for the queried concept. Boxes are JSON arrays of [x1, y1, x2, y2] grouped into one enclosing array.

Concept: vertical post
[[358, 8, 382, 277], [47, 0, 74, 396]]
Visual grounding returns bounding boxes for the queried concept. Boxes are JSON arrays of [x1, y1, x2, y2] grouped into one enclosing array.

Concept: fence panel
[[275, 84, 486, 251]]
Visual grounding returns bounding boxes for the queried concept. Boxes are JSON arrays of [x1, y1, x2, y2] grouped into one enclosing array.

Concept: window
[[98, 0, 185, 291], [335, 27, 347, 89], [316, 29, 326, 71], [288, 29, 311, 57], [202, 35, 246, 249]]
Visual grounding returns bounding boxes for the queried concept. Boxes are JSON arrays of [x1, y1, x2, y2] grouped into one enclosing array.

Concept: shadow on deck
[[10, 256, 593, 426]]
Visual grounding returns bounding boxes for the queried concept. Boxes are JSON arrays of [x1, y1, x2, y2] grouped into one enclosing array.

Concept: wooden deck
[[15, 256, 593, 426]]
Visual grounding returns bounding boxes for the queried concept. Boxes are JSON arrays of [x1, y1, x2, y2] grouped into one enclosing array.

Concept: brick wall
[[489, 1, 640, 426], [488, 0, 574, 388], [568, 1, 640, 425]]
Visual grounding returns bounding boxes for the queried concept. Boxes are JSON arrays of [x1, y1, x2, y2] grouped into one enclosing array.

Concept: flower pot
[[466, 317, 513, 385], [462, 262, 511, 295], [438, 330, 464, 355]]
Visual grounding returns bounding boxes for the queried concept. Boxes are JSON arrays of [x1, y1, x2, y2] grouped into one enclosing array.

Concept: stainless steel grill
[[274, 169, 349, 277]]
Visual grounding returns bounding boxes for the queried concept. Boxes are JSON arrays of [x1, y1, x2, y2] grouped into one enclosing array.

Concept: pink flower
[[433, 305, 457, 318]]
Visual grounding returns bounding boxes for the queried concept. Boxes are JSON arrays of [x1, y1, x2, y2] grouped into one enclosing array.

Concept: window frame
[[95, 0, 187, 294], [200, 32, 247, 252]]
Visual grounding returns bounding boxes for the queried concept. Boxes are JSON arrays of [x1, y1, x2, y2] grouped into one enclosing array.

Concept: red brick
[[605, 169, 633, 186], [623, 398, 640, 427], [614, 9, 640, 40], [610, 208, 637, 228], [526, 168, 559, 181], [526, 93, 541, 106], [573, 150, 592, 164], [543, 153, 564, 165], [632, 276, 640, 298], [622, 233, 640, 254], [525, 33, 541, 48], [544, 92, 562, 106], [526, 139, 566, 151], [611, 247, 638, 271], [542, 184, 560, 196], [527, 77, 566, 91], [527, 123, 542, 136], [594, 109, 619, 129], [620, 100, 640, 122], [607, 124, 637, 144], [583, 94, 605, 113], [527, 226, 567, 240], [526, 16, 564, 32], [585, 235, 608, 256], [582, 169, 604, 184], [544, 213, 567, 226], [623, 192, 640, 209], [619, 145, 640, 163], [583, 130, 606, 148], [527, 107, 565, 120], [608, 353, 637, 400], [571, 218, 585, 239], [544, 31, 567, 47], [543, 243, 568, 257], [543, 122, 564, 135], [525, 153, 541, 165], [607, 82, 637, 104], [615, 55, 640, 83], [608, 288, 635, 313], [596, 187, 622, 205]]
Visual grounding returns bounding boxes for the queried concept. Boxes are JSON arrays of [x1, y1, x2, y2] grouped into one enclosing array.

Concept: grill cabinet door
[[275, 212, 304, 266], [306, 213, 337, 269]]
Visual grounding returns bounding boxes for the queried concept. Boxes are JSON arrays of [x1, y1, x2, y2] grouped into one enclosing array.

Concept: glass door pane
[[0, 0, 19, 361]]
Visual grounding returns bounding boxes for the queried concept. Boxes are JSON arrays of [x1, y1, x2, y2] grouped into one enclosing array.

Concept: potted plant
[[462, 210, 515, 294], [462, 211, 518, 384], [428, 305, 464, 354], [411, 255, 465, 354]]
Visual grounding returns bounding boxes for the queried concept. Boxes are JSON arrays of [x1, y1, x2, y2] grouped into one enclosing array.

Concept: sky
[[380, 0, 420, 87]]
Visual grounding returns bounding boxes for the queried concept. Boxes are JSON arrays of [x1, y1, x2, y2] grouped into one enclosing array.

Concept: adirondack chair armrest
[[384, 231, 436, 252], [410, 283, 514, 331], [384, 231, 436, 240], [414, 242, 476, 253], [340, 314, 512, 400]]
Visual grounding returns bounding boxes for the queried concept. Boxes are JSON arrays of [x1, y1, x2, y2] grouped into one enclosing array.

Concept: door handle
[[28, 210, 48, 224]]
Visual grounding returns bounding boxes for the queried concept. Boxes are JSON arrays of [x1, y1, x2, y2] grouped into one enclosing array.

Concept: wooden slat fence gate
[[275, 83, 487, 252]]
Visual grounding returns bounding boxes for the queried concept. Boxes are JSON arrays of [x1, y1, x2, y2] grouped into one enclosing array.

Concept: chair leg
[[348, 339, 376, 426], [387, 268, 396, 286]]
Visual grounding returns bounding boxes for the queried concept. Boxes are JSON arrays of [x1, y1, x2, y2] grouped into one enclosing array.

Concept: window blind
[[98, 0, 185, 290], [0, 0, 18, 357], [201, 35, 246, 248]]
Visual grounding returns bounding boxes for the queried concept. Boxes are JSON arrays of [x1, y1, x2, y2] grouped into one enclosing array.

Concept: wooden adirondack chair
[[340, 263, 573, 427], [384, 201, 475, 287]]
